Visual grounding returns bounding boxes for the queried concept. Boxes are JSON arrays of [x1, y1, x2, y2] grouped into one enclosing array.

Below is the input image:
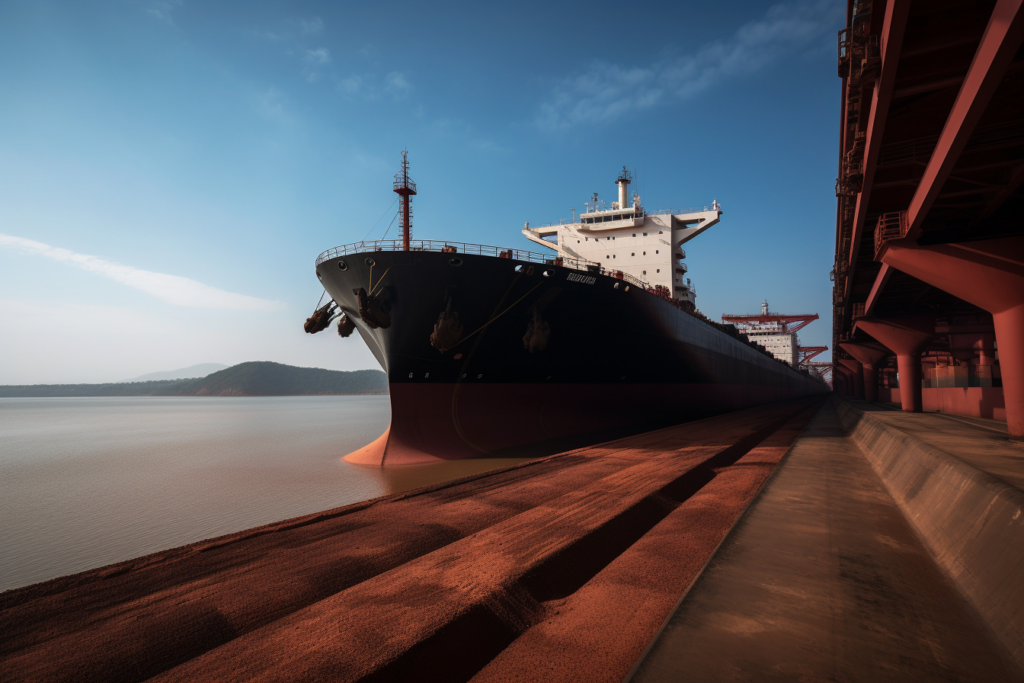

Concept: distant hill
[[163, 362, 387, 396], [0, 362, 388, 397], [122, 363, 229, 382]]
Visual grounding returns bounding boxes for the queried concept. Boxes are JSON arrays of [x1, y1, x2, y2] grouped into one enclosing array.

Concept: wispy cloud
[[432, 118, 507, 154], [384, 71, 411, 96], [305, 48, 330, 64], [537, 0, 839, 130], [255, 87, 288, 120], [0, 234, 283, 312], [337, 71, 414, 100], [299, 17, 324, 34], [143, 0, 182, 26]]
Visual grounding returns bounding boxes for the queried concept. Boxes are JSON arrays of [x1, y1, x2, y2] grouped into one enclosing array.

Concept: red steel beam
[[902, 0, 1024, 242], [863, 262, 893, 317], [798, 346, 828, 364], [845, 0, 913, 289]]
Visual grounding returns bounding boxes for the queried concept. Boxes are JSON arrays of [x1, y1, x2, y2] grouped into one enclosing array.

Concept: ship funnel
[[616, 166, 631, 211]]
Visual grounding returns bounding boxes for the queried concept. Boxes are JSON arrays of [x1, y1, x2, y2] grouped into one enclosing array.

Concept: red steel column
[[840, 343, 889, 402], [857, 319, 932, 413], [975, 333, 997, 366], [835, 365, 854, 396], [882, 240, 1024, 433], [838, 359, 865, 400]]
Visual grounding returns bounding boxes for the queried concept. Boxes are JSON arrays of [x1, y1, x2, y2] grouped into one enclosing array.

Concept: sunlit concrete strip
[[628, 398, 1020, 682], [836, 397, 1024, 670]]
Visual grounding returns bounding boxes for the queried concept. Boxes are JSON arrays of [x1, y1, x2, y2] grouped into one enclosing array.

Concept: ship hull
[[317, 249, 826, 465]]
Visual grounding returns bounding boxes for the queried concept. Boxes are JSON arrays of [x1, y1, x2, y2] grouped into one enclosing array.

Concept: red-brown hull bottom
[[344, 382, 818, 465]]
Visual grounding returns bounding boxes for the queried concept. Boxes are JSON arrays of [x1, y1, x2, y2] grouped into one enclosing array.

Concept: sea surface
[[0, 396, 531, 592]]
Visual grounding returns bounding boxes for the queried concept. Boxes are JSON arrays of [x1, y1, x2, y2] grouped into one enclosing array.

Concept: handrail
[[315, 239, 598, 270], [644, 206, 720, 216], [316, 238, 656, 288], [526, 205, 721, 231]]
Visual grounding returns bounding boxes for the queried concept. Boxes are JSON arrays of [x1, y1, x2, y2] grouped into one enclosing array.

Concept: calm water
[[0, 396, 530, 592]]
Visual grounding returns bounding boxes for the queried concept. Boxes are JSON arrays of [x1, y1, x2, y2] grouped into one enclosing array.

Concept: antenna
[[392, 150, 417, 251]]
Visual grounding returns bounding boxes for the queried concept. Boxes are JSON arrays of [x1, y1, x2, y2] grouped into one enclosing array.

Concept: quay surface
[[3, 396, 1023, 681], [629, 399, 1021, 682], [1, 399, 818, 682]]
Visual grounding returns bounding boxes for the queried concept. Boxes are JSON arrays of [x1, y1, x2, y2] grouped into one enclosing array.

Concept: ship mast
[[393, 150, 417, 251]]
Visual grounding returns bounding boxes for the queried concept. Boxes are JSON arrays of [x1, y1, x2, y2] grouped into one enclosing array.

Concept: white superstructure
[[521, 167, 721, 306], [735, 301, 799, 366]]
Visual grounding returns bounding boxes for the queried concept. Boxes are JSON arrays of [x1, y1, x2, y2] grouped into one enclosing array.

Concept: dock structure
[[832, 0, 1024, 436], [4, 398, 1024, 681]]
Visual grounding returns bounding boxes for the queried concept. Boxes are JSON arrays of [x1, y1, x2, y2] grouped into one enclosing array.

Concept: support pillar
[[856, 319, 932, 413], [834, 364, 853, 396], [838, 359, 865, 400], [974, 333, 996, 366], [882, 238, 1024, 434], [840, 343, 890, 402]]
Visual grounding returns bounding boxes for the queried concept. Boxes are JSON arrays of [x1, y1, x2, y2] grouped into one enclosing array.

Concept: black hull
[[316, 250, 826, 464]]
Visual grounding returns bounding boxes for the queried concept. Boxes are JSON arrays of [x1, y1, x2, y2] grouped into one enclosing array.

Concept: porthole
[[657, 269, 660, 273], [543, 269, 555, 277], [477, 374, 483, 379], [614, 282, 620, 289], [425, 372, 430, 378], [643, 251, 646, 255], [338, 260, 349, 271], [449, 257, 463, 267], [408, 372, 413, 378], [631, 252, 635, 256], [460, 373, 467, 379], [656, 250, 659, 254], [454, 353, 464, 360], [364, 257, 375, 266], [515, 264, 524, 273], [625, 285, 630, 291]]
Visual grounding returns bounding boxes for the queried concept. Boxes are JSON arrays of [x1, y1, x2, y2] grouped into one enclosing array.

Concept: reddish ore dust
[[0, 398, 822, 683]]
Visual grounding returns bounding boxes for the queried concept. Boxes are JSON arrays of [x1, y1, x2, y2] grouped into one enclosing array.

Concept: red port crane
[[722, 304, 820, 334], [798, 345, 828, 365]]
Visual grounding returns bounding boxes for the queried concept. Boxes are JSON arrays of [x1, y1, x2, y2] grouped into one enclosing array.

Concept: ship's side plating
[[318, 249, 825, 465]]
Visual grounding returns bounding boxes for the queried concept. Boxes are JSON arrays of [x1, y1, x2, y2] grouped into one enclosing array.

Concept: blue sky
[[0, 0, 843, 384]]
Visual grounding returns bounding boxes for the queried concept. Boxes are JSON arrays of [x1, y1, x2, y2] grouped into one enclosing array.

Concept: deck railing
[[315, 239, 654, 290], [315, 239, 597, 270]]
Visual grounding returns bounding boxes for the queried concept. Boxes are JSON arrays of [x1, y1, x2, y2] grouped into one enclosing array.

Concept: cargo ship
[[310, 153, 825, 465]]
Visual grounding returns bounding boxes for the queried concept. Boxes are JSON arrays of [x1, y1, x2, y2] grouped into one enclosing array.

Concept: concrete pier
[[629, 398, 1021, 681]]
